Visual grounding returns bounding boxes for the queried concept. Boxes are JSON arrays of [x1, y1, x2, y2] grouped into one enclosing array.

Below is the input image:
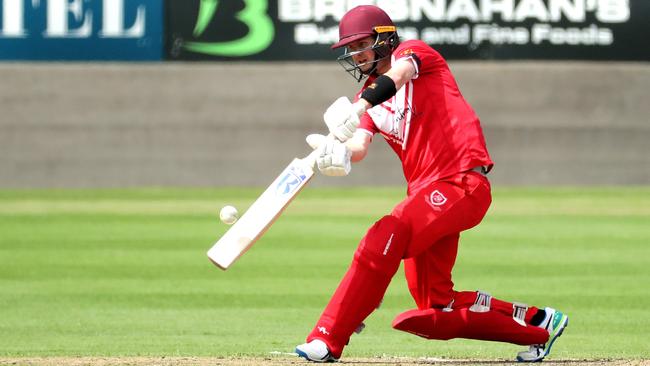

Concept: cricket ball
[[219, 205, 239, 225]]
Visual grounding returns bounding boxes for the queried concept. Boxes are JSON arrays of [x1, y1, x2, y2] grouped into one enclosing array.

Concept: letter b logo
[[184, 0, 275, 57]]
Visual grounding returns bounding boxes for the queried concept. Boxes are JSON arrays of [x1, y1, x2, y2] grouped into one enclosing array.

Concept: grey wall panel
[[0, 62, 648, 188]]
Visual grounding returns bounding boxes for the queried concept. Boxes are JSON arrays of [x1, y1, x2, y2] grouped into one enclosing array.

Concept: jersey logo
[[398, 48, 414, 57], [430, 190, 447, 206]]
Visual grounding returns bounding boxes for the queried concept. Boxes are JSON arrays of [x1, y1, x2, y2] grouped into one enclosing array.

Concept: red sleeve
[[393, 40, 445, 78], [358, 112, 377, 136], [353, 89, 378, 136]]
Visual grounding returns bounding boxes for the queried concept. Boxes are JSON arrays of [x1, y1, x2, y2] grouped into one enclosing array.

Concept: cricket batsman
[[295, 5, 569, 363]]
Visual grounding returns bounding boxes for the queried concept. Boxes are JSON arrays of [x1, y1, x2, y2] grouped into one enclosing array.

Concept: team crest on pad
[[430, 190, 447, 206]]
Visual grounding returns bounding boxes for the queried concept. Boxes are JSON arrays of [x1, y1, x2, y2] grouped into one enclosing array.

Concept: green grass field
[[1, 187, 649, 361]]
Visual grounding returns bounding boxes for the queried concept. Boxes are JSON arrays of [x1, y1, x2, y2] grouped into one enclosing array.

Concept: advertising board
[[0, 0, 163, 60], [166, 0, 650, 61]]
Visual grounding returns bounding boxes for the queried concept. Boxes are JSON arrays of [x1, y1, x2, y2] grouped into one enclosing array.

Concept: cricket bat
[[207, 146, 322, 270]]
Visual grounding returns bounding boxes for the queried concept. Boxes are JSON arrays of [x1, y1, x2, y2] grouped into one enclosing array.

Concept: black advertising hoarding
[[166, 0, 650, 61]]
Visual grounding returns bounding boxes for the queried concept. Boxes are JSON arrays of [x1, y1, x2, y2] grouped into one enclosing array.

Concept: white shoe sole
[[517, 315, 569, 362], [295, 347, 338, 363]]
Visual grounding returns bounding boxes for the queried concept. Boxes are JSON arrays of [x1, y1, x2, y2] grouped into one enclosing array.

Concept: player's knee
[[354, 215, 411, 275]]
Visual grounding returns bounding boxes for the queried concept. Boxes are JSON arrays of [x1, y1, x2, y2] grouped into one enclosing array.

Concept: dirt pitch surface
[[0, 357, 647, 366]]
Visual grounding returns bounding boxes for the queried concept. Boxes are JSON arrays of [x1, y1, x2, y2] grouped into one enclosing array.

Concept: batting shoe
[[517, 307, 569, 362], [295, 339, 338, 363]]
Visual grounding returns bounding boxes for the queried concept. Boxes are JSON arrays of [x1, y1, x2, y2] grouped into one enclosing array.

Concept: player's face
[[346, 37, 377, 73]]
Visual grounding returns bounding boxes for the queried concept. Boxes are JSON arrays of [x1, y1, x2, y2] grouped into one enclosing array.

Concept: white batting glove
[[323, 97, 363, 142], [306, 134, 351, 177]]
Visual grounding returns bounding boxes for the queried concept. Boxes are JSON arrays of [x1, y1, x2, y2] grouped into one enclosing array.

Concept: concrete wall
[[0, 62, 648, 188]]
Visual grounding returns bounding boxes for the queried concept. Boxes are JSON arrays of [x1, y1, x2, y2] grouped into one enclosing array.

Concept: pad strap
[[360, 75, 397, 107], [512, 302, 529, 326], [442, 299, 454, 312], [469, 290, 492, 313]]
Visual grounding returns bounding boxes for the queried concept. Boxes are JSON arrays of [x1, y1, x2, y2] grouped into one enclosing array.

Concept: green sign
[[174, 0, 274, 57]]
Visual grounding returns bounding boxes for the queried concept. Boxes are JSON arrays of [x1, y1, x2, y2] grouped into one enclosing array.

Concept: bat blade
[[207, 157, 316, 270]]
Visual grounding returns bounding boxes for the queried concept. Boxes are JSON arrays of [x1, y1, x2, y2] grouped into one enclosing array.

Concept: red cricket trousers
[[306, 171, 549, 358]]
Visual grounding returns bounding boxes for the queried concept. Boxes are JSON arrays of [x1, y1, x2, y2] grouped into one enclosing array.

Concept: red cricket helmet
[[331, 5, 396, 49], [332, 5, 400, 82]]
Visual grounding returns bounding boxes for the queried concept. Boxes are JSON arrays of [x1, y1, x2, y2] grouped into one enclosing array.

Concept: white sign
[[279, 0, 629, 23], [0, 0, 146, 38], [279, 0, 629, 47]]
